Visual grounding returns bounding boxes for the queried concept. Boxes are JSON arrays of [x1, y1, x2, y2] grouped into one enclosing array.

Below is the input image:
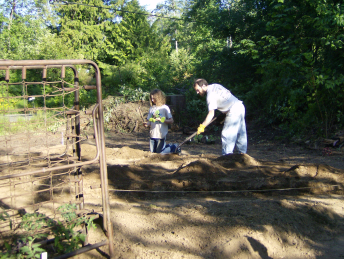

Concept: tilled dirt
[[75, 120, 344, 259], [2, 99, 344, 258]]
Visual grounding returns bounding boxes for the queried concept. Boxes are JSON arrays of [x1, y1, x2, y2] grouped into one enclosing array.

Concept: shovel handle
[[178, 117, 217, 148]]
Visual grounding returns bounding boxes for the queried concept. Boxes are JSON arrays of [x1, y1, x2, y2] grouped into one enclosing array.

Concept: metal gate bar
[[0, 60, 115, 258]]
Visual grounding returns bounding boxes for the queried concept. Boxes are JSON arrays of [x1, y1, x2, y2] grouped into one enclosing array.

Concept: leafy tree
[[185, 0, 344, 137], [55, 0, 115, 62], [241, 0, 344, 136], [101, 0, 174, 94], [0, 0, 52, 60], [3, 0, 343, 137]]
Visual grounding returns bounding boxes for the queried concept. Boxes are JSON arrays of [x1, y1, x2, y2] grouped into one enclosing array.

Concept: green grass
[[0, 110, 66, 136]]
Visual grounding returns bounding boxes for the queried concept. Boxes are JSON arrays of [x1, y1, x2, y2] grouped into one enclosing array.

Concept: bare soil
[[74, 101, 344, 259], [2, 100, 344, 259]]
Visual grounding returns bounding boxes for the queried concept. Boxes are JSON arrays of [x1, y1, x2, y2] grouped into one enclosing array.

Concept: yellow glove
[[160, 117, 166, 123], [197, 124, 205, 135], [149, 118, 156, 122]]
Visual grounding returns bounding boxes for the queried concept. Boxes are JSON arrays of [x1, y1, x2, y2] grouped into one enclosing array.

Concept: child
[[143, 89, 181, 154]]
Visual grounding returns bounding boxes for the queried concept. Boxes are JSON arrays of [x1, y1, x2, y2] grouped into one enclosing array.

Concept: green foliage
[[0, 209, 11, 230], [50, 203, 96, 254], [207, 134, 219, 142], [19, 213, 48, 258], [47, 119, 64, 133], [55, 0, 115, 63], [0, 212, 48, 258], [193, 134, 219, 144], [108, 62, 149, 92], [3, 0, 344, 138], [79, 89, 98, 109], [0, 204, 96, 258], [183, 88, 208, 126], [0, 85, 20, 111], [0, 110, 66, 136], [187, 0, 344, 138], [119, 85, 150, 102], [247, 0, 344, 137], [0, 0, 63, 61], [193, 134, 203, 143], [168, 48, 196, 90], [20, 213, 47, 233], [101, 43, 187, 96]]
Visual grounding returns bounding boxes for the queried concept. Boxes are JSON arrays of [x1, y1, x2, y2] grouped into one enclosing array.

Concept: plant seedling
[[149, 110, 165, 123]]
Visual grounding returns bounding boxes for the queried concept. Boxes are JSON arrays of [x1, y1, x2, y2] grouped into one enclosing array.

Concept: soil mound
[[112, 146, 148, 160], [104, 152, 344, 195], [174, 159, 227, 177], [138, 153, 184, 163], [214, 153, 260, 167], [285, 164, 344, 181]]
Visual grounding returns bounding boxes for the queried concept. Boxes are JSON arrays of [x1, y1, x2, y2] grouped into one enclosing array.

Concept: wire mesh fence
[[0, 60, 114, 258]]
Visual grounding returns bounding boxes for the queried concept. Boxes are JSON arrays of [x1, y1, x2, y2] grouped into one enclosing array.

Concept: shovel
[[174, 116, 217, 154]]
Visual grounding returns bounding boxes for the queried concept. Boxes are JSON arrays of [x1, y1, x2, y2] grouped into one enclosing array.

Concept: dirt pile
[[3, 99, 344, 259], [81, 141, 344, 259], [75, 103, 344, 259], [103, 149, 344, 197], [112, 146, 148, 160]]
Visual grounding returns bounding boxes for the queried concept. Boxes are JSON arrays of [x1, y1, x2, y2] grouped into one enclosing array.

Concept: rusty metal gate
[[0, 60, 115, 258]]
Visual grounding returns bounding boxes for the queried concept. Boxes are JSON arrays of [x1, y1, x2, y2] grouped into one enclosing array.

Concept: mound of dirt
[[112, 146, 148, 160], [214, 153, 261, 167], [138, 153, 185, 163], [82, 144, 344, 259], [77, 107, 344, 259], [103, 152, 344, 196], [285, 164, 344, 181], [175, 159, 227, 176]]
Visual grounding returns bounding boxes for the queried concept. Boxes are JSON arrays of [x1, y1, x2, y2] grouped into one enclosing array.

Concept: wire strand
[[108, 184, 342, 194]]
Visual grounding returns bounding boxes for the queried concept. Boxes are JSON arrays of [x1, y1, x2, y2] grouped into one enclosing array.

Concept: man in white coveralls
[[193, 78, 247, 155]]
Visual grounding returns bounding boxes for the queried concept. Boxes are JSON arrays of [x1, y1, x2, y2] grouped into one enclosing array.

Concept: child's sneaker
[[176, 145, 181, 155]]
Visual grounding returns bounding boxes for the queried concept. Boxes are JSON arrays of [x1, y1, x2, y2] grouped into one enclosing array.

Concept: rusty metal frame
[[0, 60, 115, 258]]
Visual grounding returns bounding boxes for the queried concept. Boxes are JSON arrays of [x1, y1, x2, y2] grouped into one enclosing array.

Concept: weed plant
[[0, 204, 96, 258]]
